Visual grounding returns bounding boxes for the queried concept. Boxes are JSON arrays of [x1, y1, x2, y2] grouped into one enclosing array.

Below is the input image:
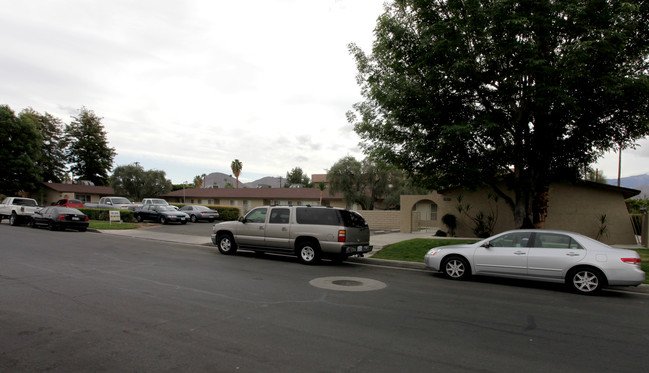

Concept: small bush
[[434, 230, 448, 237]]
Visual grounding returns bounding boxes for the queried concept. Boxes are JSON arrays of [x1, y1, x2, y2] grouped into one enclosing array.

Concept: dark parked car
[[179, 205, 220, 223], [53, 198, 85, 208], [134, 205, 189, 224], [30, 207, 89, 232]]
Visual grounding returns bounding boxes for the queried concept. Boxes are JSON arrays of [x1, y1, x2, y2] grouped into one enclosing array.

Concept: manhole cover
[[310, 277, 387, 292]]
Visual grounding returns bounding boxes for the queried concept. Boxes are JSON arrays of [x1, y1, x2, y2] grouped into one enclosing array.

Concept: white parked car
[[424, 229, 645, 294]]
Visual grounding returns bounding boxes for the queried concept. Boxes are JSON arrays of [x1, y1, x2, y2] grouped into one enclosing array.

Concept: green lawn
[[371, 238, 479, 262], [373, 239, 649, 284], [89, 221, 139, 230]]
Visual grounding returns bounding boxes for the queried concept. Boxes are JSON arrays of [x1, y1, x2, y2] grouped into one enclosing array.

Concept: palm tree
[[317, 181, 327, 206], [193, 175, 203, 188], [231, 159, 243, 189]]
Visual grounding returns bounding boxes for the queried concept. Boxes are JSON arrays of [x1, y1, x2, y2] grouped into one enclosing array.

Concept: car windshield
[[70, 199, 82, 204], [159, 206, 177, 211], [195, 206, 210, 211], [112, 198, 131, 204]]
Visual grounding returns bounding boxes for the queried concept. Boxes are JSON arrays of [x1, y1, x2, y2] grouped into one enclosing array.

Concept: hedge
[[80, 208, 136, 223]]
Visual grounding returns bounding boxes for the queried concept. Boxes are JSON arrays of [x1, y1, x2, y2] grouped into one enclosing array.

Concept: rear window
[[13, 198, 37, 207], [296, 208, 341, 226], [339, 210, 368, 228]]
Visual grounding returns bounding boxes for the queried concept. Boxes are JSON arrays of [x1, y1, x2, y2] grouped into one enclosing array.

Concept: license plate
[[72, 217, 80, 221]]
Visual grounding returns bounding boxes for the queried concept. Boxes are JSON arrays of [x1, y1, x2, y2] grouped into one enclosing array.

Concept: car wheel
[[190, 215, 198, 223], [217, 233, 237, 255], [48, 221, 56, 231], [567, 268, 604, 294], [181, 220, 187, 225], [10, 212, 19, 226], [78, 227, 87, 232], [28, 219, 36, 228], [136, 214, 143, 222], [297, 241, 320, 265], [160, 216, 166, 224], [442, 256, 470, 280]]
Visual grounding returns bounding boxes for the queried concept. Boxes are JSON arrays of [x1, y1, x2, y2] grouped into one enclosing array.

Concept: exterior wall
[[544, 183, 636, 245], [400, 183, 637, 244], [357, 210, 401, 231], [37, 189, 105, 206]]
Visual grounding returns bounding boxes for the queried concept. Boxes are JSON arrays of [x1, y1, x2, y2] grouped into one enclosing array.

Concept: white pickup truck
[[85, 196, 136, 210], [0, 197, 40, 226]]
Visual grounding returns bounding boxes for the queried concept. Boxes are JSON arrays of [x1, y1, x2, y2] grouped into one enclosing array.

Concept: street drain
[[310, 277, 387, 292]]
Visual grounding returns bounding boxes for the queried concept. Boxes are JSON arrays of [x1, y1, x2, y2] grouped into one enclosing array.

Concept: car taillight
[[338, 230, 346, 242], [84, 216, 89, 221], [58, 215, 66, 220], [621, 258, 641, 264]]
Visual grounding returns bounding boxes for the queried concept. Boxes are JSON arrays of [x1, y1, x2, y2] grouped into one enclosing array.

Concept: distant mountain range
[[203, 172, 284, 189], [606, 173, 649, 198]]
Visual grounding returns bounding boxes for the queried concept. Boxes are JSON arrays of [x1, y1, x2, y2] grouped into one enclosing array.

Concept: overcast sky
[[1, 0, 647, 185]]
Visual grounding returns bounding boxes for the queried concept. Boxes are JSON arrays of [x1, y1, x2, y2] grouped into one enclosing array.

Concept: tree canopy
[[0, 105, 43, 194], [65, 107, 116, 186], [19, 108, 67, 183], [349, 0, 649, 226], [110, 164, 172, 201], [285, 167, 312, 187], [327, 156, 426, 210]]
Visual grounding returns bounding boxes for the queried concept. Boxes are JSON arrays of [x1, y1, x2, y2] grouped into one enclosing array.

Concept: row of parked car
[[0, 196, 220, 232]]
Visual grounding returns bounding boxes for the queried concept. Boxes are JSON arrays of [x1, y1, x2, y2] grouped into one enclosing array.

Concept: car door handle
[[282, 227, 287, 232], [514, 251, 527, 255], [566, 252, 580, 257], [259, 226, 264, 230]]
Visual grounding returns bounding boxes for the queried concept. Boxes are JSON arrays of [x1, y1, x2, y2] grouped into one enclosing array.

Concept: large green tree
[[65, 107, 116, 186], [349, 0, 649, 227], [285, 167, 312, 187], [110, 164, 172, 201], [0, 105, 43, 194], [19, 108, 67, 183], [327, 156, 422, 210]]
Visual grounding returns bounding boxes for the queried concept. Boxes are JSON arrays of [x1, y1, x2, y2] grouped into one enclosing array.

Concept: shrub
[[80, 208, 136, 223], [434, 230, 448, 237]]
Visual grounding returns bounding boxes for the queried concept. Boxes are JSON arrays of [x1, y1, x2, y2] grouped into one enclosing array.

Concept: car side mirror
[[481, 242, 492, 249], [238, 216, 246, 223]]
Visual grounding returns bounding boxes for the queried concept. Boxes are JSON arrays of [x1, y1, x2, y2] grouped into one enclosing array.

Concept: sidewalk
[[96, 228, 649, 294]]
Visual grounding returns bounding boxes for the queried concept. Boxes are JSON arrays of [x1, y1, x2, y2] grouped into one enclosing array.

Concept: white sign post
[[109, 210, 121, 224]]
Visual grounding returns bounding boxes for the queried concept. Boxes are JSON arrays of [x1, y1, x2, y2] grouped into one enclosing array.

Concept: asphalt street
[[2, 222, 649, 372]]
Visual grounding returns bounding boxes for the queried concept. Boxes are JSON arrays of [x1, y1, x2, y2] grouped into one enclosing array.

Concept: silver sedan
[[179, 205, 220, 223], [424, 229, 645, 294]]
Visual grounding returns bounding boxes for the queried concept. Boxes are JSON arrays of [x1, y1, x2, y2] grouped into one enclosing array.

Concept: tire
[[29, 219, 36, 228], [78, 227, 87, 232], [442, 256, 470, 280], [567, 268, 604, 294], [136, 214, 143, 222], [48, 221, 56, 231], [10, 212, 19, 226], [160, 216, 166, 224], [190, 215, 198, 223], [216, 233, 237, 255], [297, 240, 320, 265], [181, 220, 187, 225]]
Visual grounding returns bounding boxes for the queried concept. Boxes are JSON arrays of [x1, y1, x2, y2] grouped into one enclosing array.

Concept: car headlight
[[427, 248, 442, 256]]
